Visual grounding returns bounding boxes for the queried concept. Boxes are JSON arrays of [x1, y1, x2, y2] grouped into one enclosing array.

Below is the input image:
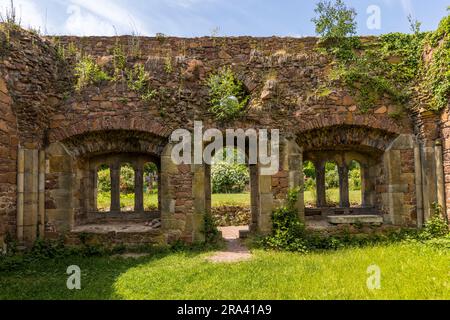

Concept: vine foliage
[[207, 66, 249, 121]]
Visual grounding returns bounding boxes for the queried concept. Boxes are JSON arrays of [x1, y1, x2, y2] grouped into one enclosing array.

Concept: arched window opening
[[349, 160, 362, 207], [303, 160, 317, 208], [325, 161, 339, 207], [144, 162, 159, 211], [120, 163, 135, 212], [96, 164, 110, 212]]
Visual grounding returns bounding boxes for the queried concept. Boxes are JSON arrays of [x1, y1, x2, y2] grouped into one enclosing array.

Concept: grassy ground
[[305, 189, 362, 207], [1, 242, 449, 300], [97, 189, 362, 211]]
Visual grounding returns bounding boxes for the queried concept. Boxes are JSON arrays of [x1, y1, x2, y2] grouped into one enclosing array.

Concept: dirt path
[[207, 226, 252, 263]]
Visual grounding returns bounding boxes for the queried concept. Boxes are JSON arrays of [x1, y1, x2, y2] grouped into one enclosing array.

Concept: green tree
[[312, 0, 357, 40]]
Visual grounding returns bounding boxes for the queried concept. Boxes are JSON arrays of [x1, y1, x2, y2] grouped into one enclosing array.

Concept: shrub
[[207, 66, 249, 121], [202, 213, 220, 244], [211, 161, 249, 194], [74, 56, 110, 91], [120, 165, 135, 194], [304, 177, 316, 192], [97, 168, 111, 193], [349, 166, 361, 191], [325, 163, 339, 189], [263, 188, 308, 253], [419, 205, 449, 240]]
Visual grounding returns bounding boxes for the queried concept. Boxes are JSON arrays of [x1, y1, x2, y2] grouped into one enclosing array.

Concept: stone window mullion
[[110, 162, 121, 212], [338, 164, 350, 208], [134, 164, 144, 212], [315, 161, 326, 207]]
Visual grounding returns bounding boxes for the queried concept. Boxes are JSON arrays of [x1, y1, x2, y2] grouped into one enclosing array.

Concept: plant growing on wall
[[74, 56, 110, 91], [207, 66, 249, 121], [420, 9, 450, 111], [126, 63, 158, 102], [313, 0, 428, 113]]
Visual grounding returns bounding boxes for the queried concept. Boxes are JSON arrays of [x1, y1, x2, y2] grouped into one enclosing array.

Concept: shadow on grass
[[0, 243, 221, 300]]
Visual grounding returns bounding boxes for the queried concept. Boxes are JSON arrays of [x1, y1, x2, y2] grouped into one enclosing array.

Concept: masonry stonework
[[0, 29, 448, 248]]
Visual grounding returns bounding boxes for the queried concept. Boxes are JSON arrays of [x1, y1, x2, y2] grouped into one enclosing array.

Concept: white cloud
[[61, 0, 150, 36], [0, 0, 45, 30], [167, 0, 213, 9], [64, 4, 116, 36], [400, 0, 414, 16]]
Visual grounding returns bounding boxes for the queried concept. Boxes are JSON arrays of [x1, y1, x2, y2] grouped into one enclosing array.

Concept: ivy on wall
[[421, 10, 450, 111], [314, 0, 449, 113]]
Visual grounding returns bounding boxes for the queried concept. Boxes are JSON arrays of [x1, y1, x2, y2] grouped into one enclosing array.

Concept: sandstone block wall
[[0, 78, 18, 246], [0, 28, 448, 247]]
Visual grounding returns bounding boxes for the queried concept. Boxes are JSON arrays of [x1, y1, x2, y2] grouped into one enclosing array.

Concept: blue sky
[[1, 0, 448, 37]]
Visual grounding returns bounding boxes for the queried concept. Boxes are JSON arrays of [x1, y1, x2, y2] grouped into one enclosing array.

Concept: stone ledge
[[71, 223, 161, 234], [327, 215, 383, 225]]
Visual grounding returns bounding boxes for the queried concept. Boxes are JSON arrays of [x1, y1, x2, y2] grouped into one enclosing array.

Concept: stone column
[[160, 143, 178, 231], [382, 134, 416, 225], [249, 165, 259, 232], [16, 148, 24, 242], [134, 164, 144, 212], [110, 162, 121, 212], [421, 140, 438, 222], [285, 139, 304, 221], [338, 164, 350, 208], [258, 165, 273, 234], [434, 140, 446, 217], [414, 140, 424, 227], [192, 163, 207, 242], [361, 165, 372, 208], [22, 148, 39, 245], [315, 161, 326, 207], [38, 150, 45, 238]]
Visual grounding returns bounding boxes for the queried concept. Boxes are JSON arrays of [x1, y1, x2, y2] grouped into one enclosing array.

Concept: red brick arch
[[296, 124, 399, 154], [47, 115, 173, 145], [293, 113, 409, 136]]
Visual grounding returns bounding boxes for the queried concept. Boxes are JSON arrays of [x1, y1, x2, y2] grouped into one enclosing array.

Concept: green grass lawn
[[97, 192, 159, 211], [304, 189, 362, 207], [97, 189, 361, 210], [1, 242, 449, 300]]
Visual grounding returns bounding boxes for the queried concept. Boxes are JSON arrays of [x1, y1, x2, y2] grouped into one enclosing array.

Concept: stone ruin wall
[[0, 29, 447, 247]]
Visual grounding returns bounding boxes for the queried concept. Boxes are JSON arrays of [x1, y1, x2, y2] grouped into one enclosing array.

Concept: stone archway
[[43, 130, 169, 237], [295, 125, 418, 226]]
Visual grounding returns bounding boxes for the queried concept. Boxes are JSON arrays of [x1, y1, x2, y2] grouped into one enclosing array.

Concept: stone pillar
[[16, 148, 24, 242], [22, 148, 39, 245], [421, 140, 438, 222], [361, 165, 371, 207], [134, 164, 144, 212], [249, 165, 259, 232], [414, 140, 424, 227], [38, 150, 45, 238], [285, 139, 304, 221], [258, 166, 273, 234], [192, 163, 207, 242], [45, 142, 74, 234], [205, 164, 211, 215], [160, 143, 178, 232], [315, 161, 326, 207], [434, 140, 446, 217], [382, 134, 416, 226], [110, 162, 121, 212], [338, 164, 350, 208]]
